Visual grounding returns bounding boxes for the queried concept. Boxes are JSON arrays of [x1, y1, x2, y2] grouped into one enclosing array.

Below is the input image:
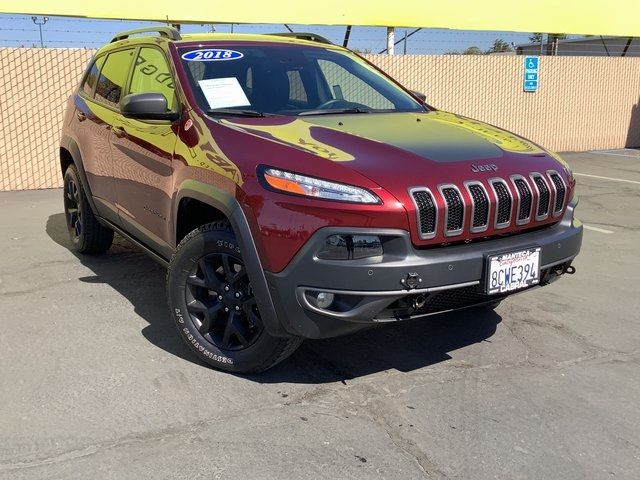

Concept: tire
[[63, 164, 114, 254], [167, 221, 302, 373]]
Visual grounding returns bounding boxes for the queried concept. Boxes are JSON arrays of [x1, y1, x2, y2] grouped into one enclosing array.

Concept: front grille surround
[[437, 184, 465, 237], [409, 187, 438, 240], [464, 181, 490, 233], [547, 170, 567, 217], [529, 172, 550, 221], [489, 178, 513, 229], [510, 174, 533, 226]]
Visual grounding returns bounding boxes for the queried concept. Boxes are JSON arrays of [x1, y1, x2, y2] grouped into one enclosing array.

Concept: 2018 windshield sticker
[[181, 49, 243, 62]]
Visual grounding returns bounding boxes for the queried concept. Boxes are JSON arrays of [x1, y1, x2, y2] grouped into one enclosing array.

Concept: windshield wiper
[[206, 108, 268, 118], [298, 108, 371, 116]]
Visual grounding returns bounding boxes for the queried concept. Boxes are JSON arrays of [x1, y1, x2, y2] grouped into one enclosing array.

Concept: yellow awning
[[1, 0, 638, 37]]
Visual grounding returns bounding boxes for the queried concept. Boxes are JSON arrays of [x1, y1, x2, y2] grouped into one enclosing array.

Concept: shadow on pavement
[[47, 213, 501, 384]]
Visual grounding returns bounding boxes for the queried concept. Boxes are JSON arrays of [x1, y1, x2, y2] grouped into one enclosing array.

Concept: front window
[[179, 44, 426, 116]]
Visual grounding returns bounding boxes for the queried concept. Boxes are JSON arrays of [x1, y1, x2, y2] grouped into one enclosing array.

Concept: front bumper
[[265, 202, 583, 339]]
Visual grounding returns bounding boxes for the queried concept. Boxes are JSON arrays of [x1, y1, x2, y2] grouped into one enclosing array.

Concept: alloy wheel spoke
[[199, 258, 223, 291]]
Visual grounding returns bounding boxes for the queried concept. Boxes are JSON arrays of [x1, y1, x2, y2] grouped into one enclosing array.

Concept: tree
[[462, 46, 483, 55], [529, 33, 544, 43], [486, 39, 514, 53], [443, 50, 460, 55]]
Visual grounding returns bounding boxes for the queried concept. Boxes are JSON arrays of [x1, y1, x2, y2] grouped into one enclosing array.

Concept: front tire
[[63, 165, 114, 254], [167, 221, 302, 373]]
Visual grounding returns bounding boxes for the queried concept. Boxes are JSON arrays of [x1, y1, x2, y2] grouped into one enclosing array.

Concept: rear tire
[[63, 165, 113, 254], [167, 221, 302, 373]]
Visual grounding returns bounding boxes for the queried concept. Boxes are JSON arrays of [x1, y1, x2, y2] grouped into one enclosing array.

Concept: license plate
[[485, 247, 541, 295]]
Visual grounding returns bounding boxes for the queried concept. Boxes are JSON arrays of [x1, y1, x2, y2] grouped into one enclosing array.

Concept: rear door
[[110, 45, 179, 253], [72, 51, 134, 219]]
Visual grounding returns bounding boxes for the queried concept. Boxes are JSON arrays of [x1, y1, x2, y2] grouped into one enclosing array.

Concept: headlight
[[260, 167, 381, 204], [547, 150, 574, 182]]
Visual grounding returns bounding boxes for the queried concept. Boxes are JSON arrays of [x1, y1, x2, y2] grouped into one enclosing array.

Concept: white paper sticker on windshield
[[198, 77, 251, 110]]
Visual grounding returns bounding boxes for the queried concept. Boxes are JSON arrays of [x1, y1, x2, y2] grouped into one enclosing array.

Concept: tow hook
[[565, 265, 576, 275], [412, 294, 427, 310]]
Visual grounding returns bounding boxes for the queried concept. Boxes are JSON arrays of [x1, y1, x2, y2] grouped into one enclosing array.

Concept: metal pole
[[31, 16, 48, 48], [403, 30, 408, 54], [343, 25, 352, 48], [386, 27, 395, 55]]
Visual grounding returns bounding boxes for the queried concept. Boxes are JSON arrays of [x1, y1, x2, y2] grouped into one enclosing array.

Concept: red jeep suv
[[59, 27, 582, 373]]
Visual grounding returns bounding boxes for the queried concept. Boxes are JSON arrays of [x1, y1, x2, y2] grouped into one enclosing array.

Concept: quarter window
[[94, 49, 135, 108], [129, 47, 176, 111], [81, 56, 105, 96]]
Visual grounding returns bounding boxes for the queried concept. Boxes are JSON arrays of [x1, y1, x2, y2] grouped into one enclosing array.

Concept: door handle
[[112, 126, 126, 138], [75, 110, 86, 122]]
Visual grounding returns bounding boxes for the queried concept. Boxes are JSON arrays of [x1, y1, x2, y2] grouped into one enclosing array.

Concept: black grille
[[468, 184, 489, 229], [442, 187, 464, 232], [412, 190, 436, 236], [533, 175, 550, 217], [492, 181, 512, 225], [550, 173, 566, 213], [514, 178, 532, 221]]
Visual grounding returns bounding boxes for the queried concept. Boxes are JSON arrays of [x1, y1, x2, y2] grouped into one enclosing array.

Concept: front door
[[110, 46, 179, 253]]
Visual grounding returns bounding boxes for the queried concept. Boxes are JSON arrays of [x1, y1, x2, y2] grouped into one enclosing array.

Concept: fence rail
[[1, 48, 639, 191]]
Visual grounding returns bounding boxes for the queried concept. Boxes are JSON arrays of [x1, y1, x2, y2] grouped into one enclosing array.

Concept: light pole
[[31, 16, 48, 48]]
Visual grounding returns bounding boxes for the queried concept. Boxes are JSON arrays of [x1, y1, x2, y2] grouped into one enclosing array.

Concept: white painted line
[[583, 225, 614, 234], [589, 150, 640, 158], [574, 172, 640, 186]]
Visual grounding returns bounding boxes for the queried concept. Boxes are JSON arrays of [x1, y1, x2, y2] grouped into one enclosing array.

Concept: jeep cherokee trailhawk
[[59, 27, 582, 372]]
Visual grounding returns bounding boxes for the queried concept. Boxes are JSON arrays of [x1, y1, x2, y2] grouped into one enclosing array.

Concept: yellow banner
[[1, 0, 638, 36]]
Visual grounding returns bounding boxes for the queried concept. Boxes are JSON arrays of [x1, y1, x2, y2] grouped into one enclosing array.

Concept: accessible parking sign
[[524, 56, 539, 92]]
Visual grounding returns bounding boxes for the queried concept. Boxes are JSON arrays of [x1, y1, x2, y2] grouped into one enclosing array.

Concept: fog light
[[315, 292, 335, 309], [317, 234, 383, 260]]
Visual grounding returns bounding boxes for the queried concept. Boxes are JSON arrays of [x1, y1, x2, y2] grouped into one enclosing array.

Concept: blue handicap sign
[[523, 56, 539, 92], [525, 57, 539, 70]]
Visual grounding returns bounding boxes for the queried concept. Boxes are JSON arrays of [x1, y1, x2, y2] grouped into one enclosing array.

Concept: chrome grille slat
[[465, 181, 490, 233], [490, 179, 512, 228], [530, 173, 550, 220], [439, 185, 464, 236], [410, 188, 437, 239], [511, 175, 533, 224], [548, 171, 566, 215]]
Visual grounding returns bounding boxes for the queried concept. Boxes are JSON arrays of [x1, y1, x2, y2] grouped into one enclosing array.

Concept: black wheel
[[167, 221, 302, 373], [63, 165, 114, 254]]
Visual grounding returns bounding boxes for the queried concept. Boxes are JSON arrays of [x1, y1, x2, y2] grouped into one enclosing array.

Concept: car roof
[[101, 28, 342, 53]]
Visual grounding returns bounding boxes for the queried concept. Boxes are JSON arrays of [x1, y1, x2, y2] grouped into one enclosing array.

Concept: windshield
[[178, 43, 427, 116]]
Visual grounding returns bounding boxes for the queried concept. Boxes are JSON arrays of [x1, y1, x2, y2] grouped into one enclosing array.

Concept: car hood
[[219, 110, 562, 192]]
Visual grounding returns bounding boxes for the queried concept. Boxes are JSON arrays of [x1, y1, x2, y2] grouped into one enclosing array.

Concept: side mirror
[[121, 92, 179, 121], [410, 90, 427, 103]]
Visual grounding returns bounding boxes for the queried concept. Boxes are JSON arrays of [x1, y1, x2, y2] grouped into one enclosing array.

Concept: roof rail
[[111, 26, 182, 43], [267, 32, 333, 45]]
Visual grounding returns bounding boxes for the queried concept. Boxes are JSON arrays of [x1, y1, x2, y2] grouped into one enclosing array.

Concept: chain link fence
[[1, 47, 640, 191]]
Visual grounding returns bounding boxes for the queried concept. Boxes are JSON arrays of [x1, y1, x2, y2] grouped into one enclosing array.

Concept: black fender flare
[[60, 135, 99, 216], [174, 180, 289, 338]]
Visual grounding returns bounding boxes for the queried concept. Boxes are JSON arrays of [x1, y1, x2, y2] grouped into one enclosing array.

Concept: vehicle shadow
[[46, 213, 501, 384]]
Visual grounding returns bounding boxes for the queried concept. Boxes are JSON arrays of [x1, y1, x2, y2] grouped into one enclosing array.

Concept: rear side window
[[129, 47, 176, 110], [81, 56, 105, 96], [94, 49, 135, 108]]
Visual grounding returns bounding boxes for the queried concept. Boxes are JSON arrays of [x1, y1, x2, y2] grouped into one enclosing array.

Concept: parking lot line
[[583, 225, 614, 234], [574, 172, 640, 186], [588, 149, 640, 158]]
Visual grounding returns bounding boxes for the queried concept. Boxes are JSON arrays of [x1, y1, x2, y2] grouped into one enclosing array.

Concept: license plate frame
[[484, 247, 541, 295]]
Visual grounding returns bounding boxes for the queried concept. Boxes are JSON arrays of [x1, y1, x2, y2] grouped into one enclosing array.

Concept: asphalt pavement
[[0, 150, 639, 479]]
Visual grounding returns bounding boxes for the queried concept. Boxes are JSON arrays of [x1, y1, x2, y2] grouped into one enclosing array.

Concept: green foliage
[[486, 39, 514, 53]]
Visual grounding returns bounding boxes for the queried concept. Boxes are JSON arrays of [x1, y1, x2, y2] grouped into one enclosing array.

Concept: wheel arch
[[173, 180, 288, 337], [60, 135, 99, 216]]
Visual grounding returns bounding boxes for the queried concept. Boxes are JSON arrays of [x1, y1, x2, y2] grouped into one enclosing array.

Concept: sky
[[0, 14, 545, 53]]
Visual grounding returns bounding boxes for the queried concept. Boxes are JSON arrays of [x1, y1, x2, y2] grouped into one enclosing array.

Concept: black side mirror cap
[[410, 90, 427, 103], [121, 92, 179, 121]]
